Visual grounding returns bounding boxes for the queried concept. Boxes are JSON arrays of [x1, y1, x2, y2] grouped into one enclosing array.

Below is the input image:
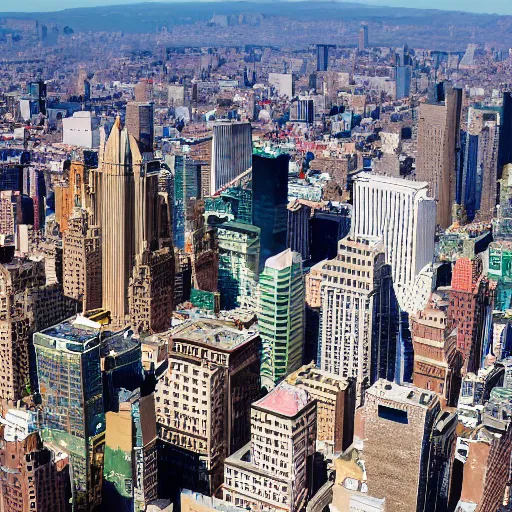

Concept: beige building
[[222, 382, 317, 512], [362, 380, 440, 512], [287, 363, 355, 454], [62, 209, 102, 312], [319, 236, 387, 402], [305, 261, 324, 308], [155, 319, 261, 495], [91, 117, 160, 327], [129, 246, 174, 334], [415, 85, 462, 228]]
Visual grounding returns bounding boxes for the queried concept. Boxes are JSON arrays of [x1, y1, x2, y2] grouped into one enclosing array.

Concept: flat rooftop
[[254, 382, 311, 417], [367, 379, 437, 409], [40, 317, 101, 345], [172, 319, 258, 350]]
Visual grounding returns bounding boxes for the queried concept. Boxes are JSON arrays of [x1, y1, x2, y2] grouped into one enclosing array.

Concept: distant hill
[[0, 1, 511, 49]]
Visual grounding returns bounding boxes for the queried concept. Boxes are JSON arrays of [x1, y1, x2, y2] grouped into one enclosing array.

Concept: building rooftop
[[287, 364, 350, 392], [355, 171, 429, 191], [254, 381, 311, 417], [39, 315, 102, 344], [171, 319, 258, 350], [264, 248, 299, 271], [367, 379, 437, 409]]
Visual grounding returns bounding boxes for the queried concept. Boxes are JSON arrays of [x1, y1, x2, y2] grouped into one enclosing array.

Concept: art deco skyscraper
[[93, 117, 160, 326]]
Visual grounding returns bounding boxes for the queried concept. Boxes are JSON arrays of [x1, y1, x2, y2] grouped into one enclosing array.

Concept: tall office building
[[217, 222, 260, 310], [173, 155, 201, 250], [362, 380, 441, 512], [259, 249, 305, 389], [416, 83, 462, 228], [222, 382, 317, 512], [125, 101, 154, 154], [252, 151, 289, 268], [457, 106, 499, 223], [395, 65, 412, 99], [210, 121, 252, 194], [411, 291, 463, 407], [128, 246, 174, 334], [317, 44, 330, 71], [62, 209, 102, 312], [358, 24, 369, 51], [155, 319, 260, 497], [34, 316, 106, 511], [319, 236, 398, 402], [93, 117, 160, 326], [351, 173, 436, 313], [290, 98, 315, 124]]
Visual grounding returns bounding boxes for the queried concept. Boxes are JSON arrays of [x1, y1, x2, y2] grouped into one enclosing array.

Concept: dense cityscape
[[0, 2, 511, 511]]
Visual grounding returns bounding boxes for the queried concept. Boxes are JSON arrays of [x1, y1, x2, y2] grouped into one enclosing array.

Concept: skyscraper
[[351, 173, 436, 313], [258, 249, 305, 389], [93, 117, 160, 326], [395, 65, 412, 99], [252, 151, 289, 268], [457, 106, 499, 223], [358, 24, 369, 51], [416, 83, 462, 228], [317, 44, 330, 72], [210, 121, 252, 193], [125, 101, 154, 154], [217, 222, 260, 310], [319, 236, 398, 402], [173, 154, 201, 251], [34, 316, 105, 511], [62, 209, 102, 312]]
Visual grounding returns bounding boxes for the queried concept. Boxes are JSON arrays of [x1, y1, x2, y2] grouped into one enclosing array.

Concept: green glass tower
[[258, 249, 305, 388]]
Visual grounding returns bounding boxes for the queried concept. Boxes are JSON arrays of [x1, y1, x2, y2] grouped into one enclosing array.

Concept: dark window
[[378, 405, 408, 424]]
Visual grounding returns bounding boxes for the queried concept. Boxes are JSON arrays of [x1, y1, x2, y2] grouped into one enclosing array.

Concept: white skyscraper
[[351, 172, 436, 313], [210, 120, 252, 193]]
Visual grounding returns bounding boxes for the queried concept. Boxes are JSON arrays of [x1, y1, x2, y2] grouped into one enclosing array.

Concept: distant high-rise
[[358, 24, 369, 51], [210, 121, 252, 193], [416, 83, 462, 228], [395, 65, 412, 99], [173, 155, 201, 250], [457, 106, 499, 223], [259, 249, 305, 388], [125, 101, 154, 154], [290, 98, 315, 124], [317, 44, 330, 71]]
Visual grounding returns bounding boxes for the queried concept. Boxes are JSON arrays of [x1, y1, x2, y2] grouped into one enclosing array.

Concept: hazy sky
[[2, 0, 512, 15]]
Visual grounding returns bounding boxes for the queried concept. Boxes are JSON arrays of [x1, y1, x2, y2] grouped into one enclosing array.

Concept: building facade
[[259, 249, 305, 389]]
